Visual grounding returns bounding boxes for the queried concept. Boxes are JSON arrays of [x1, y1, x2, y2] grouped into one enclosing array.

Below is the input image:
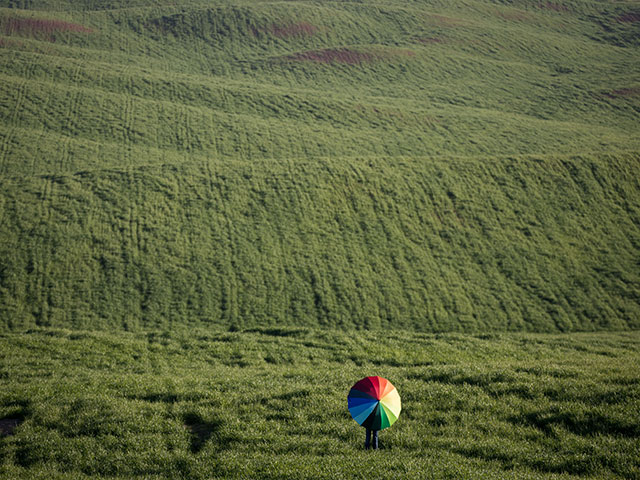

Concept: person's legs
[[372, 430, 378, 450], [365, 428, 372, 449]]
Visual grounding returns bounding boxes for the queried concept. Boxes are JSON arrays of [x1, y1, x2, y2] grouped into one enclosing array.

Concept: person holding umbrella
[[348, 376, 401, 450]]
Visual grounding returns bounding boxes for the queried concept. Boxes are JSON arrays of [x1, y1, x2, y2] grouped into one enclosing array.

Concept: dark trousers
[[365, 429, 378, 449]]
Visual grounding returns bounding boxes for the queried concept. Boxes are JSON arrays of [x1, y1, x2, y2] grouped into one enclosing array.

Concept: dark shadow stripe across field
[[132, 391, 209, 403], [509, 408, 640, 438]]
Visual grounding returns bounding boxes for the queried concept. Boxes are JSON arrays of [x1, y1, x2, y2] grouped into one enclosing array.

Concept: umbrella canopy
[[348, 376, 401, 431]]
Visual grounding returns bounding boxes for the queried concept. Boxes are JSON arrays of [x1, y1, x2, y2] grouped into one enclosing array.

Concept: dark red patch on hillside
[[616, 13, 640, 23], [538, 2, 569, 12], [287, 48, 378, 65], [606, 87, 640, 98], [1, 16, 93, 41], [268, 22, 318, 38]]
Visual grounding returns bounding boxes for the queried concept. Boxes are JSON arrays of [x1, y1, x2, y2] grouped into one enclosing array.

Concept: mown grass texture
[[0, 328, 639, 479], [1, 0, 639, 332], [1, 152, 639, 332]]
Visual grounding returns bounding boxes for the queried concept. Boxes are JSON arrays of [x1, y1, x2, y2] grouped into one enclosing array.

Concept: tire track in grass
[[205, 158, 238, 327], [39, 174, 54, 223], [28, 126, 51, 176], [27, 59, 53, 176], [122, 166, 141, 326], [60, 64, 83, 172], [125, 68, 140, 262], [35, 258, 49, 327], [222, 174, 240, 328], [0, 128, 15, 176], [10, 74, 31, 125], [57, 136, 72, 175], [119, 29, 135, 166], [0, 181, 5, 229], [0, 57, 36, 175], [119, 46, 142, 296], [121, 65, 135, 167], [128, 202, 141, 260], [194, 37, 208, 75], [124, 92, 135, 162], [183, 104, 192, 153]]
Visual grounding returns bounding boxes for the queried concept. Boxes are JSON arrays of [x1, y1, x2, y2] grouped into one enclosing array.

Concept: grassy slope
[[1, 3, 639, 478], [1, 328, 639, 479], [0, 0, 639, 332]]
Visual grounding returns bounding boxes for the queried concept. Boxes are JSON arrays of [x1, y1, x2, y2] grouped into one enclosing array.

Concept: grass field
[[1, 2, 639, 477], [1, 327, 639, 479], [1, 0, 639, 332]]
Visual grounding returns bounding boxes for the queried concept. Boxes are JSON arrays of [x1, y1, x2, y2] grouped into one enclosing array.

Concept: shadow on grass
[[452, 443, 597, 477], [244, 327, 310, 338], [270, 389, 311, 402], [0, 415, 24, 437], [130, 391, 209, 404], [183, 412, 230, 454], [509, 409, 639, 438]]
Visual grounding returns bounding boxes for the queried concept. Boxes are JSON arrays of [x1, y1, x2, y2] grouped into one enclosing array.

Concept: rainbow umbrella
[[348, 376, 401, 431]]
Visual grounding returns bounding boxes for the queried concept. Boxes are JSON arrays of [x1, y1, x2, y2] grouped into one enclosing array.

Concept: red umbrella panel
[[348, 376, 401, 431]]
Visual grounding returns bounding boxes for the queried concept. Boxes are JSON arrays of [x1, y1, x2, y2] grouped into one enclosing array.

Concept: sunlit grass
[[1, 328, 639, 479]]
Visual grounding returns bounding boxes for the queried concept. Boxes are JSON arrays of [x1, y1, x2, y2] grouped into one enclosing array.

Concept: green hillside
[[1, 0, 639, 332]]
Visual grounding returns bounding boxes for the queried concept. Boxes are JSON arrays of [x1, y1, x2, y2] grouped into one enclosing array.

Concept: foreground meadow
[[1, 328, 638, 479]]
